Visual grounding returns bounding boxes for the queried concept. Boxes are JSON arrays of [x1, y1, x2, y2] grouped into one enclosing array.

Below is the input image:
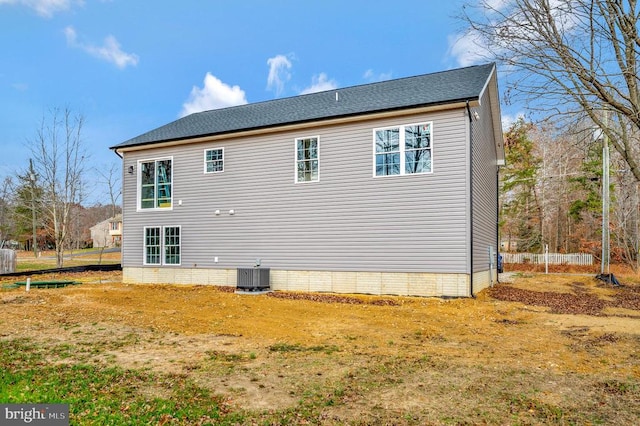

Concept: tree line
[[0, 107, 121, 267], [501, 117, 639, 268]]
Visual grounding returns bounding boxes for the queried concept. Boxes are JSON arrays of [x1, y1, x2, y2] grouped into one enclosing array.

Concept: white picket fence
[[502, 252, 593, 266]]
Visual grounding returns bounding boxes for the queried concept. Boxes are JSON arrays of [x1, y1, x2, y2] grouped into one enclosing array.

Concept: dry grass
[[16, 249, 122, 260], [1, 258, 639, 424]]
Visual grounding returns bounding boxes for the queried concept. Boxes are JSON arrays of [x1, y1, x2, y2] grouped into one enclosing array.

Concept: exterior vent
[[237, 268, 270, 292]]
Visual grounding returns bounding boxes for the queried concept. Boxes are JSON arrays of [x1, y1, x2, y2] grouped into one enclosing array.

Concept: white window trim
[[143, 225, 181, 266], [137, 156, 174, 211], [163, 225, 182, 266], [372, 122, 433, 177], [294, 135, 320, 184], [143, 226, 161, 265], [203, 147, 225, 174]]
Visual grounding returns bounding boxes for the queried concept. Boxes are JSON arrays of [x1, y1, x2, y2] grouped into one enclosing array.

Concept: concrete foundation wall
[[471, 268, 497, 295], [123, 267, 471, 297]]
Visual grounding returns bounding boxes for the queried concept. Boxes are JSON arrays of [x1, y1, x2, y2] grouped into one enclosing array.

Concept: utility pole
[[601, 113, 610, 275]]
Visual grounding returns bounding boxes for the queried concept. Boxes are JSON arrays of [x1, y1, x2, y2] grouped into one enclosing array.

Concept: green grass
[[0, 339, 237, 425], [268, 342, 340, 354], [2, 335, 639, 425], [16, 253, 120, 272], [0, 338, 344, 425]]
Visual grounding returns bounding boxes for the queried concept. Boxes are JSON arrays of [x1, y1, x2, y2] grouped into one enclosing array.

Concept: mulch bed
[[488, 282, 640, 316], [267, 291, 400, 306]]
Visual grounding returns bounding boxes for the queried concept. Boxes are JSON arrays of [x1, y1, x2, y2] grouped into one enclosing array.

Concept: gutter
[[466, 100, 475, 298]]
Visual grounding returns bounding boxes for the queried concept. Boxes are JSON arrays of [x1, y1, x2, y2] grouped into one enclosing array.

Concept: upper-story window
[[139, 158, 172, 209], [295, 136, 319, 183], [374, 122, 432, 176], [204, 148, 224, 173]]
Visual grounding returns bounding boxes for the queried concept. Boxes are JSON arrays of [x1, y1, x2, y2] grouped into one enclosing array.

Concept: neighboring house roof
[[111, 63, 501, 152], [90, 215, 122, 232]]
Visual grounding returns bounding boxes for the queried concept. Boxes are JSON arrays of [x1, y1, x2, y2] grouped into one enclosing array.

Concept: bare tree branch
[[28, 107, 88, 267], [96, 162, 122, 218], [459, 0, 640, 180]]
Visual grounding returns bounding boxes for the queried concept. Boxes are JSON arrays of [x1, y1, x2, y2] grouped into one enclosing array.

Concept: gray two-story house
[[111, 63, 504, 297]]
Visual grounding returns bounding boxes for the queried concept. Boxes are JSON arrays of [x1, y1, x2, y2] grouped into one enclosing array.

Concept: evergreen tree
[[500, 118, 543, 252]]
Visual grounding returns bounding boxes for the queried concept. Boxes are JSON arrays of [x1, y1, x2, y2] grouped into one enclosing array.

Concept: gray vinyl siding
[[121, 109, 470, 274], [471, 89, 500, 273]]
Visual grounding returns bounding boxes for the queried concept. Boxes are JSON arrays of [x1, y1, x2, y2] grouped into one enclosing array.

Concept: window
[[404, 124, 432, 174], [144, 226, 180, 265], [204, 148, 224, 173], [374, 122, 432, 176], [139, 158, 172, 209], [164, 226, 181, 265], [295, 137, 319, 182], [375, 128, 400, 176], [144, 227, 161, 265]]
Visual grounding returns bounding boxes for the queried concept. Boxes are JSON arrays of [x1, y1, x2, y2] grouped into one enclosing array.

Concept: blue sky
[[0, 0, 505, 204]]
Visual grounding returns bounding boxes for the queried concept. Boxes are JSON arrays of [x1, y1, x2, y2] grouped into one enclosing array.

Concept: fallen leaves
[[488, 279, 640, 316], [267, 291, 400, 306]]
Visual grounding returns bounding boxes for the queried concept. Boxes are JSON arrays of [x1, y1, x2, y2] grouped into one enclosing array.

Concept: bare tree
[[96, 162, 122, 218], [29, 107, 88, 267], [459, 0, 640, 181]]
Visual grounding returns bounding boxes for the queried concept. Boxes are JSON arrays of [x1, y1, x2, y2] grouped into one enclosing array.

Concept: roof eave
[[477, 64, 505, 164], [111, 98, 481, 155]]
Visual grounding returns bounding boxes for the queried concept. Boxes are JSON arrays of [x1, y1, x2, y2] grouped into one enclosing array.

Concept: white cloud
[[449, 0, 581, 68], [300, 73, 338, 95], [266, 54, 292, 96], [447, 31, 492, 67], [501, 111, 525, 130], [0, 0, 82, 18], [64, 26, 139, 69], [485, 0, 510, 10], [363, 69, 392, 83], [180, 73, 248, 117]]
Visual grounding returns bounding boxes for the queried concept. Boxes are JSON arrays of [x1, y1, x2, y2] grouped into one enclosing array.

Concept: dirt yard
[[1, 270, 639, 424]]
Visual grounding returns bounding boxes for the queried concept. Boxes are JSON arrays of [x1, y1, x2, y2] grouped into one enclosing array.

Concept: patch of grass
[[52, 343, 76, 359], [16, 261, 53, 272], [205, 350, 246, 363], [599, 379, 638, 395], [513, 272, 535, 278], [506, 393, 569, 423], [15, 250, 120, 272], [268, 342, 340, 354], [0, 339, 239, 425]]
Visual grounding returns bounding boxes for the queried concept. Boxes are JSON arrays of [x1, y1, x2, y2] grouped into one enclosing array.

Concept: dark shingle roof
[[111, 63, 495, 150]]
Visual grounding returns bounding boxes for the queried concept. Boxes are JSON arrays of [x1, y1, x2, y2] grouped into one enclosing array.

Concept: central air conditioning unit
[[236, 267, 270, 292]]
